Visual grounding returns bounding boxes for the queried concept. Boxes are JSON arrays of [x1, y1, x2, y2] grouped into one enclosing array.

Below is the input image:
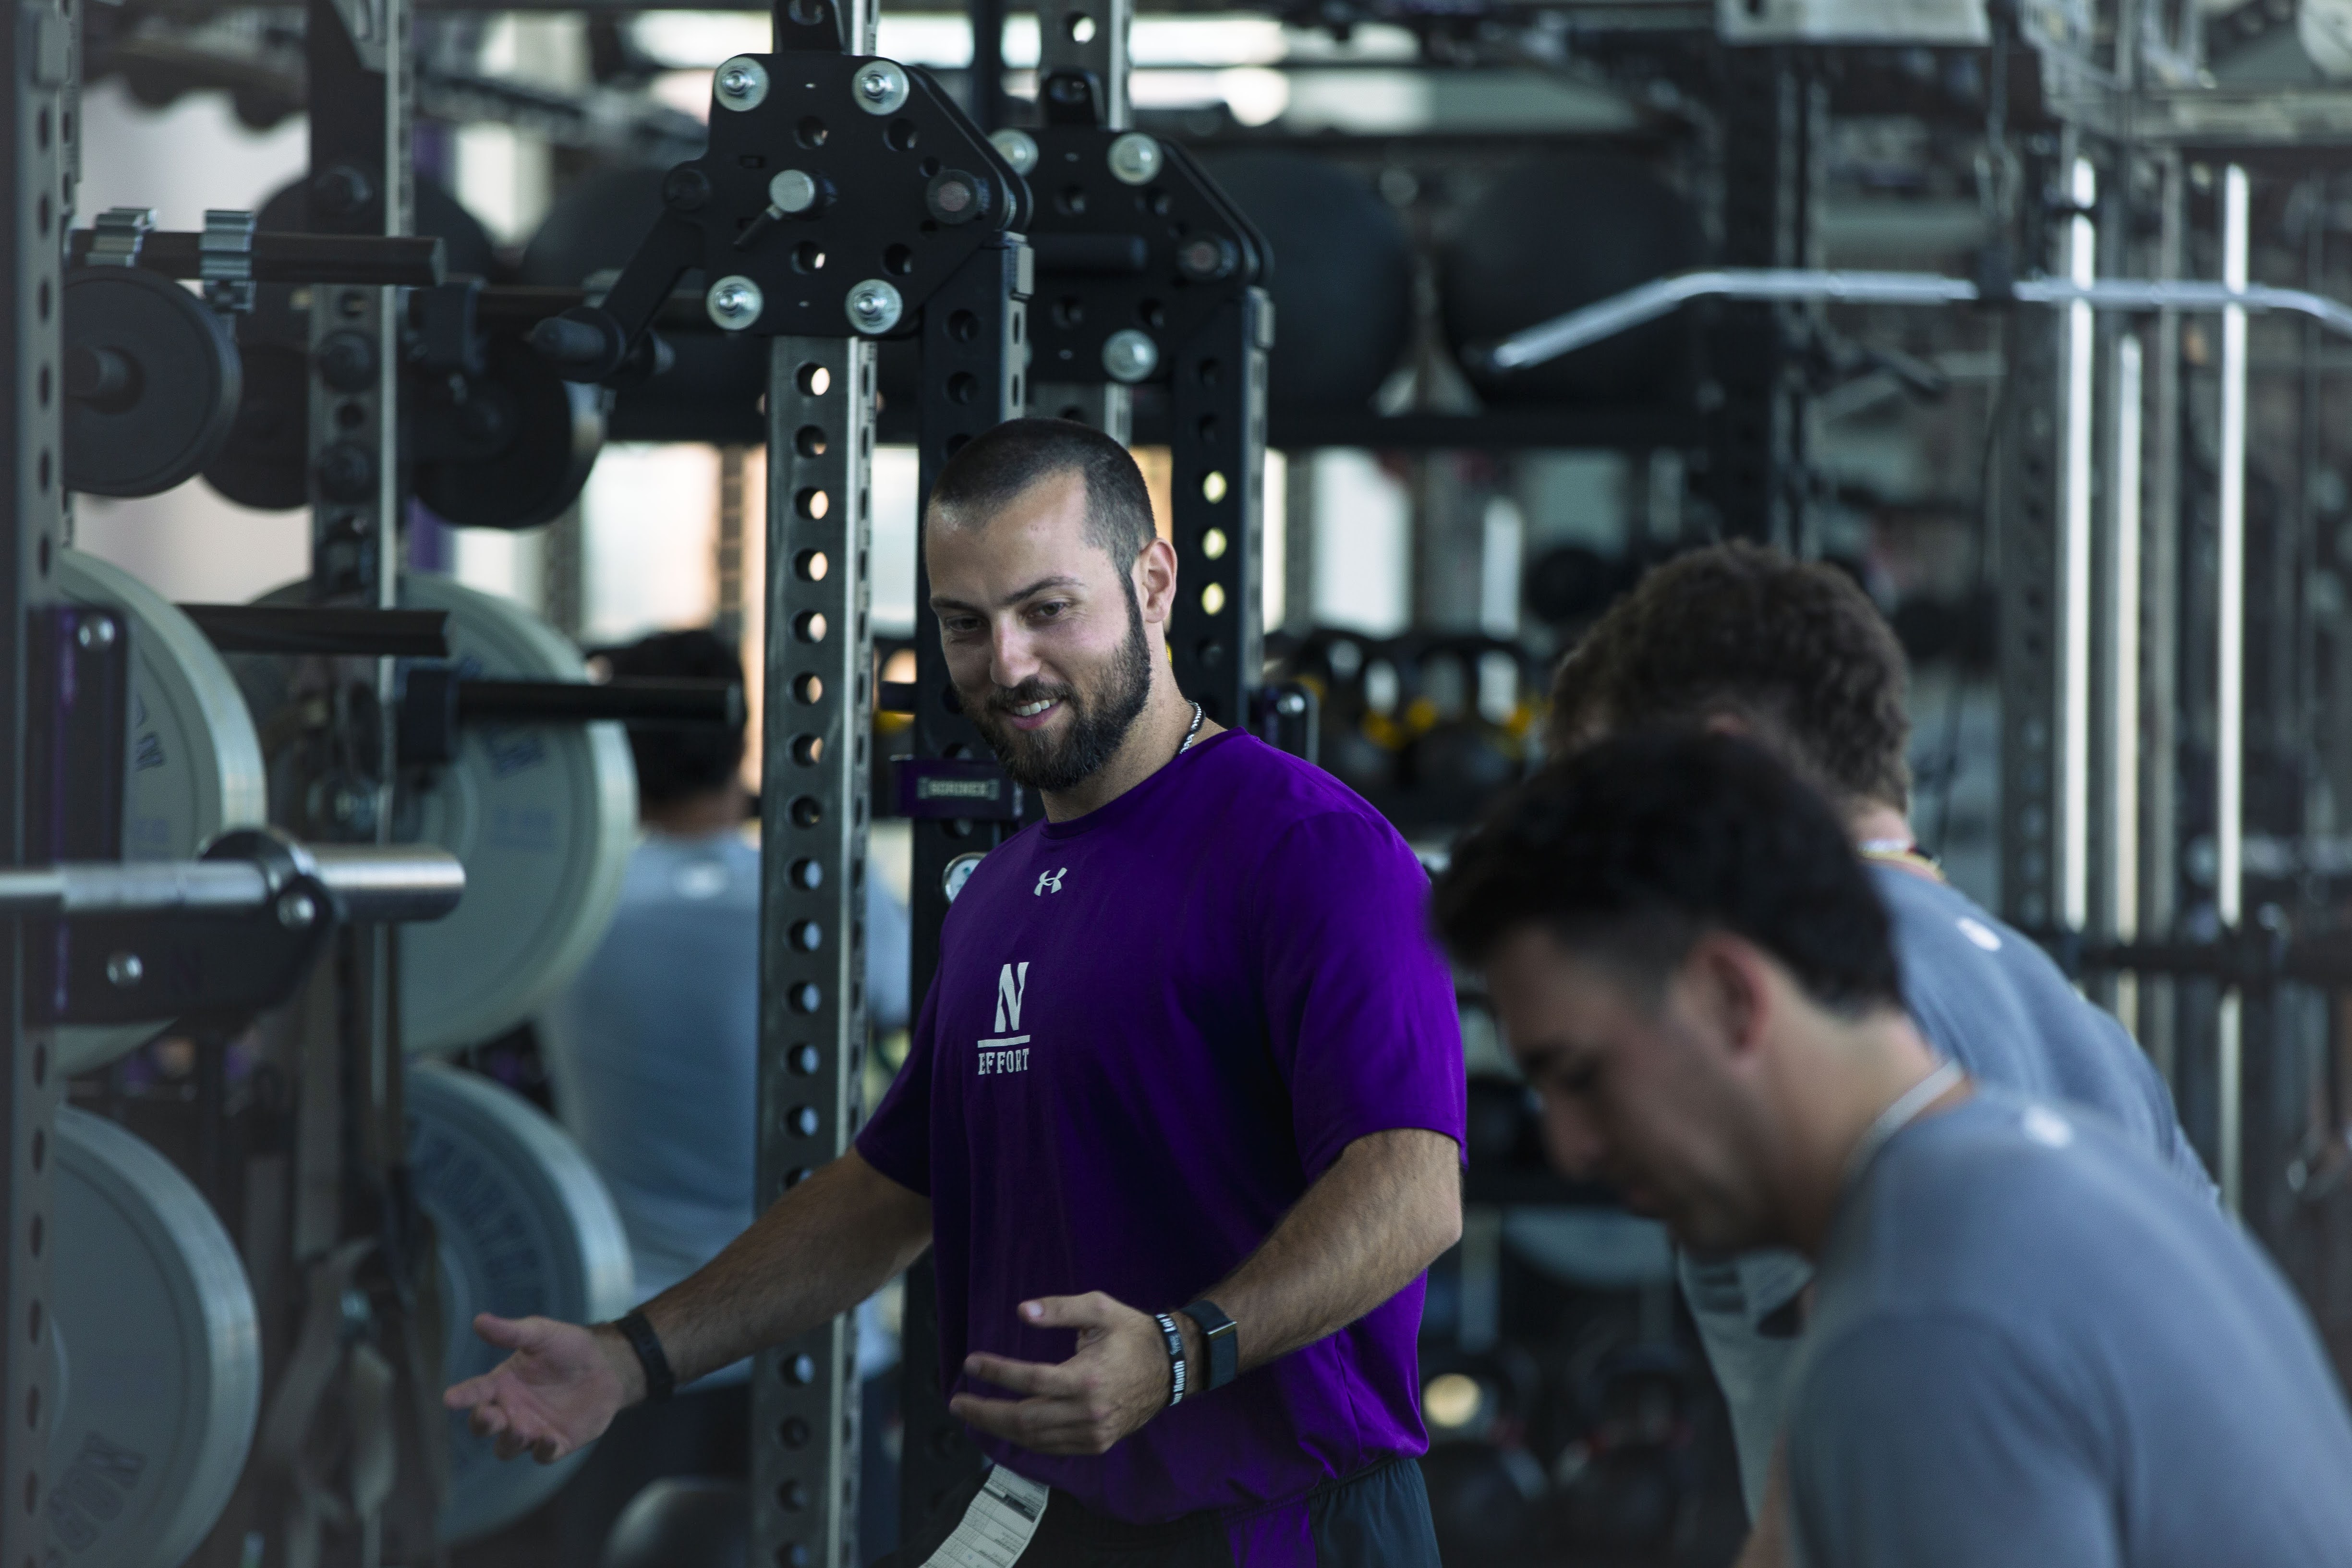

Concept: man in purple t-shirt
[[445, 419, 1467, 1567]]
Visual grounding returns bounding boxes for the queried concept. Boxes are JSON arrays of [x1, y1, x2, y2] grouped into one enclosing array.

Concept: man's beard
[[961, 582, 1154, 793]]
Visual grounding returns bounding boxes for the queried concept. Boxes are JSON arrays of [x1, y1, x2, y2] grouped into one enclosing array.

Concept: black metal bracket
[[528, 50, 1030, 382], [26, 605, 130, 866], [1014, 124, 1273, 731], [30, 828, 338, 1030]]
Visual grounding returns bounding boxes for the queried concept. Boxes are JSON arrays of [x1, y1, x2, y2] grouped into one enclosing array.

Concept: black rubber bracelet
[[1152, 1312, 1188, 1408], [612, 1309, 676, 1403]]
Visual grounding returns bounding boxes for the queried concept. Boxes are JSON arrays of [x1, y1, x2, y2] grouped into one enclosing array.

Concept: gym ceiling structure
[[11, 0, 2352, 1562]]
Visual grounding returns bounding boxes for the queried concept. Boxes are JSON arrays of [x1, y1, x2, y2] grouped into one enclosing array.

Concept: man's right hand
[[442, 1312, 643, 1463]]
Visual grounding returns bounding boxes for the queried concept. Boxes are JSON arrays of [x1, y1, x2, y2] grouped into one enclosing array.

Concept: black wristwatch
[[1178, 1300, 1239, 1392], [611, 1309, 676, 1402]]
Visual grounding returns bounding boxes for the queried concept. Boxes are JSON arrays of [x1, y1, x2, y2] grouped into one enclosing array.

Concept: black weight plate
[[63, 268, 242, 498], [202, 342, 311, 511], [1438, 155, 1701, 407], [414, 336, 604, 531], [1196, 152, 1410, 413]]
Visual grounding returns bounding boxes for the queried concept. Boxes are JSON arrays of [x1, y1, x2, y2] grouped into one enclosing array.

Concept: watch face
[[943, 851, 988, 903]]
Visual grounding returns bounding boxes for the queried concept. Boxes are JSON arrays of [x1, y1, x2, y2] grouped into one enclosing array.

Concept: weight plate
[[49, 1109, 262, 1568], [407, 1060, 634, 1542], [203, 342, 311, 512], [63, 267, 243, 498], [56, 548, 269, 1076], [412, 337, 604, 532], [237, 573, 636, 1052]]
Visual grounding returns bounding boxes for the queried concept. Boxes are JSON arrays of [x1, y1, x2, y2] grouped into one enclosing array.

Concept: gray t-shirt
[[1789, 1089, 2352, 1568], [1682, 864, 2213, 1514], [541, 829, 911, 1384]]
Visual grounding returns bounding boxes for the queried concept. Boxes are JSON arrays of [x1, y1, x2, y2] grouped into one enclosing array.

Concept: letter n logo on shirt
[[994, 962, 1030, 1034]]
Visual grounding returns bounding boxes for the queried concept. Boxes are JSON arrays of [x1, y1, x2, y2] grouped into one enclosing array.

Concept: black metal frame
[[1995, 144, 2065, 933], [900, 231, 1031, 1547], [1700, 48, 1822, 551]]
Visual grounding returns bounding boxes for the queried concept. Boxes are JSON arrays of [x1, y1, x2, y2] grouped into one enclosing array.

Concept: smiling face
[[926, 470, 1171, 794], [1480, 925, 1782, 1252]]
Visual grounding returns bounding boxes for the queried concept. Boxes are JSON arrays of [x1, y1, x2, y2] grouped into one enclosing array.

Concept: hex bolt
[[714, 56, 770, 111], [104, 952, 143, 989], [317, 330, 376, 393], [845, 279, 905, 336], [315, 441, 377, 503], [1102, 328, 1159, 384], [1177, 235, 1239, 283], [276, 890, 319, 931], [1107, 133, 1163, 187], [74, 618, 116, 650], [925, 170, 986, 226], [311, 164, 373, 218], [706, 275, 766, 332], [990, 128, 1040, 176], [853, 60, 910, 114], [770, 169, 823, 216]]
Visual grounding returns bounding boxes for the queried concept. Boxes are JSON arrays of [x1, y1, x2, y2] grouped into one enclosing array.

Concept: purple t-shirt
[[857, 729, 1465, 1533]]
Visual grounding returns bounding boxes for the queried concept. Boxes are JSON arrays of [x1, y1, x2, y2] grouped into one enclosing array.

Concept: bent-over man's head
[[1547, 542, 1913, 825], [924, 418, 1176, 794], [1433, 731, 1911, 1253]]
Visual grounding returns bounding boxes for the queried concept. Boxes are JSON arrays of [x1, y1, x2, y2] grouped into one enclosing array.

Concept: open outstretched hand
[[441, 1313, 636, 1464], [949, 1293, 1176, 1457]]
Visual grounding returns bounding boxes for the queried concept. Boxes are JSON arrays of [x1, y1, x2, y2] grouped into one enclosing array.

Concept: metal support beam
[[754, 334, 876, 1568], [1166, 289, 1270, 729], [1701, 51, 1821, 551], [746, 0, 877, 1553], [1997, 145, 2065, 932], [1025, 0, 1131, 439], [2, 0, 71, 1554]]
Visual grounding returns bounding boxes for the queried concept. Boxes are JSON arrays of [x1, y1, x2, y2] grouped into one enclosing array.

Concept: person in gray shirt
[[1433, 731, 2352, 1568], [1543, 542, 2211, 1531]]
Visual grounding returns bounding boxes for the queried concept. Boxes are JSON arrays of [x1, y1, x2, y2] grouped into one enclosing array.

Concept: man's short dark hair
[[1433, 731, 1903, 1018], [926, 417, 1158, 569], [596, 628, 745, 807], [1546, 542, 1913, 812]]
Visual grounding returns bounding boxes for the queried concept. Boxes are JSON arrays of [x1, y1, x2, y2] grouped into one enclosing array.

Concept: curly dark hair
[[1545, 542, 1913, 813], [1432, 730, 1903, 1017]]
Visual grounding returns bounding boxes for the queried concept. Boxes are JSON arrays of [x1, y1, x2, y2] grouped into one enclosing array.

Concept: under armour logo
[[1034, 868, 1067, 896]]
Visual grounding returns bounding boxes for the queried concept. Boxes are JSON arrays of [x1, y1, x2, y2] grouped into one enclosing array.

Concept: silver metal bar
[[0, 849, 464, 920], [1483, 267, 2352, 373], [2218, 164, 2251, 1216], [2060, 157, 2098, 933], [306, 846, 469, 922]]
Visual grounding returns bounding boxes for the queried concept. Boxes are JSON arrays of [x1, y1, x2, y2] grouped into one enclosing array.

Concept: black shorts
[[876, 1456, 1440, 1568]]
